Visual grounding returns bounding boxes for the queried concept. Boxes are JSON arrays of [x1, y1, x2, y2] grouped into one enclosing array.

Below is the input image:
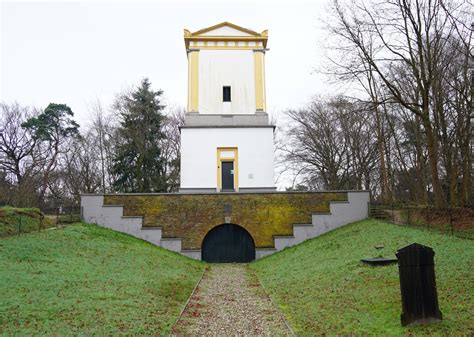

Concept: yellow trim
[[187, 51, 191, 111], [188, 51, 199, 112], [191, 22, 261, 37], [187, 36, 266, 41], [184, 22, 268, 49], [187, 45, 264, 50], [254, 51, 265, 112], [262, 51, 267, 111], [185, 36, 268, 49], [216, 147, 239, 192]]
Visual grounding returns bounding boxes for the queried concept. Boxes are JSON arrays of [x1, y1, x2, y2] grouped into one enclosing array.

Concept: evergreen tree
[[22, 103, 80, 205], [112, 78, 167, 192]]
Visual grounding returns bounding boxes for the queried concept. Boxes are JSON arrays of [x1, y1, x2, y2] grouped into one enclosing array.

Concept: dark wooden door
[[202, 224, 255, 263], [221, 161, 234, 191]]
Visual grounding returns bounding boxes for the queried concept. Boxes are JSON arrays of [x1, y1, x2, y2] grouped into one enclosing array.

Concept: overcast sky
[[1, 0, 341, 127]]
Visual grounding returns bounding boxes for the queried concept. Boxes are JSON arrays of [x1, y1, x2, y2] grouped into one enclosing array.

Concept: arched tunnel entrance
[[201, 224, 256, 263]]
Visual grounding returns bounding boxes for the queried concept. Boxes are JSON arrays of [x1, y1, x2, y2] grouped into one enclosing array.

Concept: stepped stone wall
[[81, 191, 370, 259], [103, 192, 347, 250]]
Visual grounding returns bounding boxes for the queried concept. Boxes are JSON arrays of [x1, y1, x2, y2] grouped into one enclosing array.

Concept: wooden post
[[426, 206, 430, 229], [391, 203, 394, 223], [450, 207, 454, 236], [396, 243, 443, 326], [407, 205, 411, 226]]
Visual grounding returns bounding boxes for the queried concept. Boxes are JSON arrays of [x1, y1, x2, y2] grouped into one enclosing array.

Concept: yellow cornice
[[184, 22, 268, 49], [188, 36, 267, 41]]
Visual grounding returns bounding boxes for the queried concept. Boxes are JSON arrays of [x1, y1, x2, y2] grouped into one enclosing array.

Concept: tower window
[[223, 86, 231, 102]]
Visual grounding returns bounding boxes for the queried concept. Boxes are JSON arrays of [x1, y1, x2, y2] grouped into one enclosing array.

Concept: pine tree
[[22, 103, 80, 205], [112, 78, 167, 192]]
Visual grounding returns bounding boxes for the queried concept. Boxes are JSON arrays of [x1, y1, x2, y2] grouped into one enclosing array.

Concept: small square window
[[223, 86, 231, 102]]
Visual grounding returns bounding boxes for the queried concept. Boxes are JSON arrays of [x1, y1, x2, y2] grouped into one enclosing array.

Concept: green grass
[[0, 206, 53, 237], [0, 223, 205, 335], [252, 219, 474, 336]]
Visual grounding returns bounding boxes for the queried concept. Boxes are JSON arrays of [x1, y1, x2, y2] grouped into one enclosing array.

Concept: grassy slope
[[252, 219, 473, 336], [0, 224, 205, 336], [0, 206, 53, 237]]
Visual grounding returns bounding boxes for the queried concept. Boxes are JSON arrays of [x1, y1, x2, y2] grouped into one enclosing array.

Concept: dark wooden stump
[[396, 243, 443, 326]]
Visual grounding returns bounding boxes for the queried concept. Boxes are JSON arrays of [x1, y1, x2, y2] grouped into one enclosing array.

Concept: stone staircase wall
[[274, 192, 370, 251], [81, 191, 369, 260], [81, 195, 162, 246]]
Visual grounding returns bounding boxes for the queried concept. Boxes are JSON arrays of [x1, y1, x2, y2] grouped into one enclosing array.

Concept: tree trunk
[[375, 105, 391, 203], [38, 144, 59, 207], [423, 118, 445, 207], [414, 116, 428, 205], [449, 159, 458, 207]]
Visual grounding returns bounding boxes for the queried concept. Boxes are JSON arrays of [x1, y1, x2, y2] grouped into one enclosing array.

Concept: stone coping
[[81, 190, 370, 197], [180, 125, 276, 129]]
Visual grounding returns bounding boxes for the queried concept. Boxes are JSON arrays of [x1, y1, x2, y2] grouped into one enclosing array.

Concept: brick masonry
[[103, 192, 348, 250]]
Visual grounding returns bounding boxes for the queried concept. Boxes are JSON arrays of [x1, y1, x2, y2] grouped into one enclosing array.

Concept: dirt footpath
[[171, 264, 292, 336]]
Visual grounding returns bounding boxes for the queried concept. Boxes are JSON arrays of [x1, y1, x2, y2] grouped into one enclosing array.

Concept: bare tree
[[160, 106, 184, 192], [88, 100, 117, 193], [270, 112, 290, 189], [61, 134, 102, 202], [340, 100, 379, 191], [0, 103, 37, 185], [326, 0, 473, 207], [0, 103, 40, 206], [285, 97, 353, 190]]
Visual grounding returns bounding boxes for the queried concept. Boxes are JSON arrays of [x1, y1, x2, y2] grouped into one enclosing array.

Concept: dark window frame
[[223, 86, 231, 102]]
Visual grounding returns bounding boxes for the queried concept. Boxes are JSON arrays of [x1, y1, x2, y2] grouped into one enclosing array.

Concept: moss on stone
[[104, 192, 347, 250]]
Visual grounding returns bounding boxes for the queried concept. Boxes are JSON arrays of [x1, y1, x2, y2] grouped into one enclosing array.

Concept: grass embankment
[[252, 219, 473, 336], [0, 224, 205, 335], [0, 206, 53, 237], [389, 207, 474, 239]]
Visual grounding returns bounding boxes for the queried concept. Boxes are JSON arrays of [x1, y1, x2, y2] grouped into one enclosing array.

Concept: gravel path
[[171, 264, 292, 336]]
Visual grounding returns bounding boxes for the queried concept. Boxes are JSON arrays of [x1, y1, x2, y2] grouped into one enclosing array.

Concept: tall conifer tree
[[112, 78, 166, 192]]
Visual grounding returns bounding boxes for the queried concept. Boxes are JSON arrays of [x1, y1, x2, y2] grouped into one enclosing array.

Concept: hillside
[[252, 219, 473, 335], [0, 206, 53, 237], [0, 224, 205, 335]]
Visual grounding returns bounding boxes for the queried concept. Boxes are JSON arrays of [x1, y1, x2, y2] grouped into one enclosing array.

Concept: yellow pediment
[[184, 22, 268, 49]]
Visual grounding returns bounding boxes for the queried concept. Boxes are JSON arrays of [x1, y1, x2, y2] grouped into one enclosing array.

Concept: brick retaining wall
[[104, 192, 348, 250]]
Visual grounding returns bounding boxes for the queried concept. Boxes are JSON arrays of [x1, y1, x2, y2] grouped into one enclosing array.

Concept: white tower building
[[180, 22, 275, 192]]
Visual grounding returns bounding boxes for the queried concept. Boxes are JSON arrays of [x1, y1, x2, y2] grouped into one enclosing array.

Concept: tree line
[[0, 79, 182, 208], [282, 0, 472, 208], [2, 0, 472, 209]]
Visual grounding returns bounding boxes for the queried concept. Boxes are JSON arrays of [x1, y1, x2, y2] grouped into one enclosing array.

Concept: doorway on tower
[[217, 147, 238, 192], [221, 161, 234, 191]]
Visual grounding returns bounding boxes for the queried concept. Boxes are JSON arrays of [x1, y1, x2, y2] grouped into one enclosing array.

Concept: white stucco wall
[[180, 127, 275, 189], [198, 50, 256, 115]]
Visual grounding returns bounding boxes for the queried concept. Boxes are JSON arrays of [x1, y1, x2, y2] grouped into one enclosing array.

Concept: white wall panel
[[199, 50, 255, 115], [181, 127, 274, 188]]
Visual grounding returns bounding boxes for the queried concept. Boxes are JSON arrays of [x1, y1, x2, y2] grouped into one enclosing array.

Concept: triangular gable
[[184, 22, 268, 49], [192, 22, 260, 37]]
